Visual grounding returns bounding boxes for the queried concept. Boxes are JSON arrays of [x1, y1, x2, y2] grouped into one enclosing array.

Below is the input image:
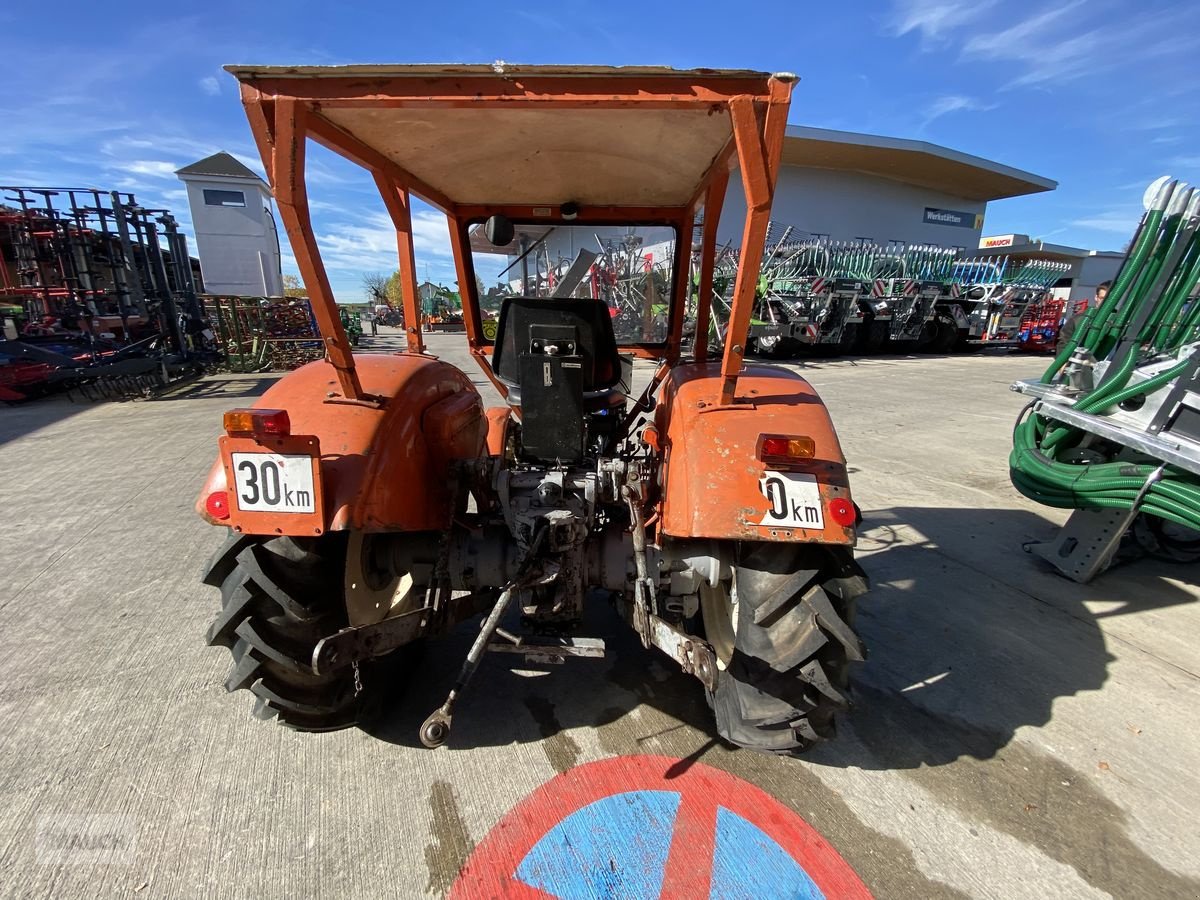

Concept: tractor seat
[[491, 297, 628, 410]]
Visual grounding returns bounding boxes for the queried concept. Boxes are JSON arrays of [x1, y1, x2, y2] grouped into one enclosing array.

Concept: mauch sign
[[924, 207, 982, 229], [981, 234, 1018, 248]]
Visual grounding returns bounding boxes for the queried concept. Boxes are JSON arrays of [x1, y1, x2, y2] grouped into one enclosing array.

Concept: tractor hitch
[[311, 606, 430, 676]]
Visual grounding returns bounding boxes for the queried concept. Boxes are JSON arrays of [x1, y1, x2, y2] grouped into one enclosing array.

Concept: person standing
[[370, 312, 378, 336], [1056, 281, 1110, 352]]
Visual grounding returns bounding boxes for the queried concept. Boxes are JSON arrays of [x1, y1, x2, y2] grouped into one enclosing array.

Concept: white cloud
[[1169, 155, 1200, 169], [114, 160, 180, 178], [1070, 211, 1137, 234], [961, 1, 1100, 88], [887, 0, 996, 43], [889, 0, 1200, 91], [958, 3, 1200, 89], [199, 76, 220, 96], [922, 94, 996, 125], [313, 209, 453, 275], [99, 135, 266, 177]]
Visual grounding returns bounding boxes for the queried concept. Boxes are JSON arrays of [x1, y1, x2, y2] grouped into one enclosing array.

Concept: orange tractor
[[196, 64, 867, 753]]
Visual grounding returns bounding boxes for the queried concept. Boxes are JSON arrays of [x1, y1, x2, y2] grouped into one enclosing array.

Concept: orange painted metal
[[216, 66, 810, 544], [484, 406, 511, 456], [447, 215, 487, 352], [654, 363, 855, 546], [692, 169, 729, 365], [264, 97, 365, 401], [227, 72, 783, 111], [231, 68, 793, 408], [718, 79, 793, 405], [195, 355, 485, 534], [375, 175, 427, 354], [217, 433, 326, 537]]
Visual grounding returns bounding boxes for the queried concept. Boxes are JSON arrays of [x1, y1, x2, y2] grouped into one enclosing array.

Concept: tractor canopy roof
[[225, 64, 786, 211]]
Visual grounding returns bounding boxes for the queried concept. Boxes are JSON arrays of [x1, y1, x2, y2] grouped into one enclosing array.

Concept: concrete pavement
[[0, 329, 1197, 898]]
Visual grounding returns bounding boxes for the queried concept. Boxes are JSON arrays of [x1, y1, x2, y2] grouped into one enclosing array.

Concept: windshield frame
[[456, 213, 688, 354]]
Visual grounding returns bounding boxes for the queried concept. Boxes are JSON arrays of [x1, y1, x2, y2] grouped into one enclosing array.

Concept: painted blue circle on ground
[[513, 789, 825, 899]]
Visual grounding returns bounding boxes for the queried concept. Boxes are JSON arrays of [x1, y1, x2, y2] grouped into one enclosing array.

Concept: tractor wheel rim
[[699, 579, 737, 671], [344, 532, 419, 626]]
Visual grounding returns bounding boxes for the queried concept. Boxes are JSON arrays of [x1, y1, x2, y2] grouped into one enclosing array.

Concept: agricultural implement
[[1012, 176, 1200, 581], [702, 230, 1076, 359], [949, 256, 1072, 347], [195, 64, 868, 753], [0, 186, 216, 400]]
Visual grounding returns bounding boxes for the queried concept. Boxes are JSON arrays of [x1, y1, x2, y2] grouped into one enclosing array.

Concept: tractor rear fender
[[654, 363, 855, 545], [195, 354, 485, 534]]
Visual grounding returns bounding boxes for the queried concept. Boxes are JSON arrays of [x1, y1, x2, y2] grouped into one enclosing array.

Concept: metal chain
[[426, 464, 464, 629], [352, 660, 363, 696]]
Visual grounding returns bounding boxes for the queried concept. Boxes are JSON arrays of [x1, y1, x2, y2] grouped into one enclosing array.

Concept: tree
[[281, 274, 307, 298], [361, 272, 390, 305]]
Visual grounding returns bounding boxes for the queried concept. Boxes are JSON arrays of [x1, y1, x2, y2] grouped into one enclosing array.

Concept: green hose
[[1014, 177, 1200, 537]]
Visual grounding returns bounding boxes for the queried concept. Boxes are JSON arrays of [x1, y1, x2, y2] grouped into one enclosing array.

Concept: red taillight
[[829, 497, 857, 527], [206, 490, 231, 520], [758, 434, 816, 463], [223, 408, 291, 438]]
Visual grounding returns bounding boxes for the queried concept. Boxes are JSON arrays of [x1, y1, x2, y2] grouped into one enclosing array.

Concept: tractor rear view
[[194, 64, 868, 754]]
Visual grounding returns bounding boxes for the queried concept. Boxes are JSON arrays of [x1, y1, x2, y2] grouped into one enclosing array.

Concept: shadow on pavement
[[0, 397, 92, 448], [153, 375, 281, 402], [364, 505, 1195, 770]]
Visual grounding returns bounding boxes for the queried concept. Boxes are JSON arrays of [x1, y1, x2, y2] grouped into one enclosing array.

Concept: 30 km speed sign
[[230, 452, 317, 513]]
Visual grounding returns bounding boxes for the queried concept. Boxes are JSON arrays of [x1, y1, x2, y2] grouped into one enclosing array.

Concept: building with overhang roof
[[975, 233, 1124, 303], [471, 124, 1058, 294], [717, 125, 1057, 250]]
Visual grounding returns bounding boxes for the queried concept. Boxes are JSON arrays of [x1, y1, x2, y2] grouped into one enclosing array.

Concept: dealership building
[[717, 125, 1056, 250], [476, 124, 1061, 285]]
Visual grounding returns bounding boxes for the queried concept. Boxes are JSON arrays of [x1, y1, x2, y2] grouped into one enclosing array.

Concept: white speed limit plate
[[230, 452, 317, 513], [758, 471, 825, 529]]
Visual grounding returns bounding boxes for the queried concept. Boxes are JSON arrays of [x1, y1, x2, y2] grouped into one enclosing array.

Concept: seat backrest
[[492, 297, 622, 392]]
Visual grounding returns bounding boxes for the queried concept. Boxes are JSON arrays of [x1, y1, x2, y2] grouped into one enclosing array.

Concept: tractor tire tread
[[709, 545, 867, 755], [204, 533, 359, 732]]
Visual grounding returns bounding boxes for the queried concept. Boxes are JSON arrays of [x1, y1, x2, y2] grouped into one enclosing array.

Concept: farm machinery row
[[0, 185, 218, 401], [707, 232, 1073, 357], [475, 221, 1074, 360]]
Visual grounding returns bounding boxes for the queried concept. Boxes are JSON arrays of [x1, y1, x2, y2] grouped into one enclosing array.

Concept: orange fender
[[654, 363, 855, 545], [195, 354, 485, 533], [484, 406, 511, 456]]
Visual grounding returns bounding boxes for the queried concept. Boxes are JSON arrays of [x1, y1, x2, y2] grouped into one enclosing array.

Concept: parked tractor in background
[[195, 64, 868, 754]]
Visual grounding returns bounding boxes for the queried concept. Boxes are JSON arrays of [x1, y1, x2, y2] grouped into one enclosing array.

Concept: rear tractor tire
[[698, 543, 868, 754], [202, 530, 419, 731]]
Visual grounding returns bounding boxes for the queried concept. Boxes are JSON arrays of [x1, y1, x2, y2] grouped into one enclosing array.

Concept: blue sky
[[2, 0, 1197, 301]]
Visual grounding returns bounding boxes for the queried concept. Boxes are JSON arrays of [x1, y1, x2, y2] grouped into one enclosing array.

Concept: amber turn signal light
[[758, 434, 816, 464], [223, 408, 291, 438]]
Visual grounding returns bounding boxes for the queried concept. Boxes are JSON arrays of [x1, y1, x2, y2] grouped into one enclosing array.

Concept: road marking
[[451, 754, 872, 898]]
